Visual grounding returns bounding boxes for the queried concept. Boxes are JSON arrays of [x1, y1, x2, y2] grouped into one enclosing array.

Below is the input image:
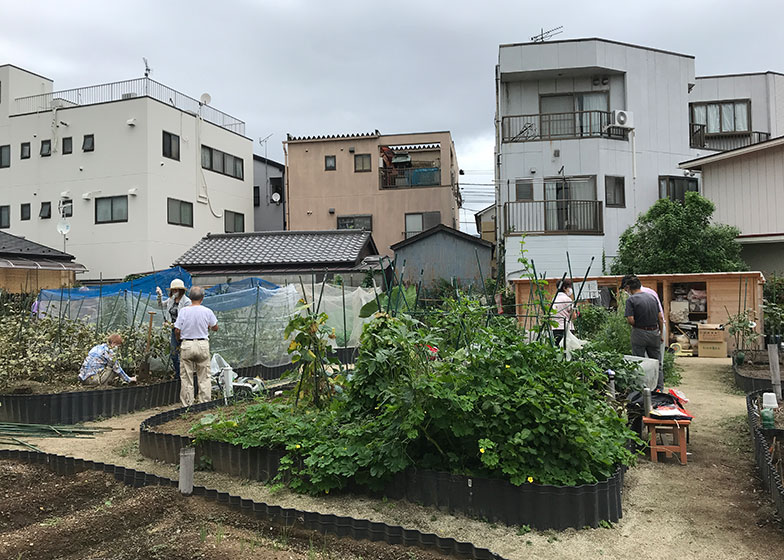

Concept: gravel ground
[[7, 357, 784, 559]]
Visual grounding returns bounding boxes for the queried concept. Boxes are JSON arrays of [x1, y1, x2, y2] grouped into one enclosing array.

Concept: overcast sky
[[2, 0, 782, 233]]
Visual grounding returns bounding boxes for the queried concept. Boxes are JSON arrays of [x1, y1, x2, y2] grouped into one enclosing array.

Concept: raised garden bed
[[0, 449, 505, 560], [733, 350, 784, 394], [745, 390, 784, 519], [0, 379, 179, 424], [140, 401, 625, 531]]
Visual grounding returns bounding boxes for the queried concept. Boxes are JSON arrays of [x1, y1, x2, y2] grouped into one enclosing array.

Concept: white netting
[[37, 283, 378, 369]]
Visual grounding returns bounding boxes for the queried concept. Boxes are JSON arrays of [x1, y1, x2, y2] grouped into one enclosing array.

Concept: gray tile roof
[[174, 230, 377, 268], [0, 231, 76, 260]]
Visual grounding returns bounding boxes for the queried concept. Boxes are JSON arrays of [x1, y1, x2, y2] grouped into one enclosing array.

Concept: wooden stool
[[643, 417, 691, 465]]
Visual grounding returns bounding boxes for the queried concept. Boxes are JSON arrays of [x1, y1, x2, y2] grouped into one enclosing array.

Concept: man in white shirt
[[174, 286, 218, 407]]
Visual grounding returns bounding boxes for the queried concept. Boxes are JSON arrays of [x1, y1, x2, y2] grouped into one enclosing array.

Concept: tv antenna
[[531, 26, 563, 42], [143, 57, 152, 78]]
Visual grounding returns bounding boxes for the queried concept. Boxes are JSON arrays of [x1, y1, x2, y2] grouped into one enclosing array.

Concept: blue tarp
[[39, 266, 192, 301], [204, 277, 278, 295]]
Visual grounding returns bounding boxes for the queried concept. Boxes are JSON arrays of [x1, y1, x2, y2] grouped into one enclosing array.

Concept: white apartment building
[[495, 39, 782, 281], [0, 64, 253, 281]]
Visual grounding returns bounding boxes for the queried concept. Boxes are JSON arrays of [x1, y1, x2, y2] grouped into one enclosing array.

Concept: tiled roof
[[174, 230, 377, 268], [0, 231, 76, 261], [287, 130, 380, 142]]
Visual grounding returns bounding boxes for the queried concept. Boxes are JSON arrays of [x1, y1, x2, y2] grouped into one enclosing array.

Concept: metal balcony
[[501, 111, 628, 143], [13, 77, 245, 135], [689, 123, 770, 151], [379, 167, 441, 188], [504, 200, 603, 235]]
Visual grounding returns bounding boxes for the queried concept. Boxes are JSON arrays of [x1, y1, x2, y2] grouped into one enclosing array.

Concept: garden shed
[[512, 271, 766, 355], [390, 224, 492, 289], [0, 231, 86, 292]]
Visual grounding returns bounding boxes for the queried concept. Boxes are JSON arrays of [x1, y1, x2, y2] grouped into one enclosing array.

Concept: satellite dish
[[199, 93, 211, 106], [271, 192, 281, 204], [56, 219, 71, 235]]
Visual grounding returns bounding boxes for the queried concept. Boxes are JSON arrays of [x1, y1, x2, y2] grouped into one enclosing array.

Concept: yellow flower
[[505, 365, 511, 369], [295, 444, 301, 449], [288, 340, 298, 352], [480, 448, 485, 454], [527, 476, 534, 483]]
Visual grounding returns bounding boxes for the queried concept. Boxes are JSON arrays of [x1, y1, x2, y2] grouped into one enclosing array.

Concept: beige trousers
[[82, 366, 114, 387], [180, 340, 212, 407]]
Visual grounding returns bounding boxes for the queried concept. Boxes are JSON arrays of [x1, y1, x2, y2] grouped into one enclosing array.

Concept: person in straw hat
[[156, 279, 191, 378]]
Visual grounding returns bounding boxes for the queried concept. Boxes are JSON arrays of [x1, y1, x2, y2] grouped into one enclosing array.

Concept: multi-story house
[[494, 39, 780, 281], [0, 64, 253, 280], [253, 154, 285, 231], [284, 130, 461, 255]]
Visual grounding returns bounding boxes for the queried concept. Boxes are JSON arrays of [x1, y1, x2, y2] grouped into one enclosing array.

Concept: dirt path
[[5, 358, 784, 559]]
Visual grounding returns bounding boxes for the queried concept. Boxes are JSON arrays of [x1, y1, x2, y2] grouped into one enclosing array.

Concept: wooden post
[[769, 342, 782, 401], [179, 447, 195, 495]]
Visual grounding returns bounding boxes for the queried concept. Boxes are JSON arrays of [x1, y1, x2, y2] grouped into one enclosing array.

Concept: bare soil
[[6, 358, 784, 559], [1, 371, 175, 394], [0, 461, 453, 560]]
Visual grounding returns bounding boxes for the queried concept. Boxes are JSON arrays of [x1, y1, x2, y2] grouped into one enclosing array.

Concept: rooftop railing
[[504, 200, 603, 235], [501, 111, 628, 143], [13, 77, 245, 135], [689, 123, 770, 151]]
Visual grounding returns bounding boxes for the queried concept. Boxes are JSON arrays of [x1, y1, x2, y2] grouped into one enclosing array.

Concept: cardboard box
[[699, 340, 727, 357], [698, 324, 726, 342]]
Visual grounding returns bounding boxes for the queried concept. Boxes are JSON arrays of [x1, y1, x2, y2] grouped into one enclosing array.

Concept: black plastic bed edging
[[0, 448, 507, 560], [733, 362, 784, 394], [0, 379, 180, 424], [745, 390, 784, 519], [140, 401, 625, 531]]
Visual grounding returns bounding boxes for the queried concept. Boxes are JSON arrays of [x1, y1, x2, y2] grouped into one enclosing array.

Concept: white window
[[201, 145, 244, 180], [691, 100, 750, 134], [337, 215, 372, 231], [354, 154, 371, 172], [163, 131, 180, 160], [515, 179, 533, 201], [20, 142, 30, 159], [325, 155, 336, 170], [605, 176, 625, 208], [62, 137, 72, 155], [82, 134, 95, 152], [0, 145, 9, 168], [0, 205, 9, 228], [39, 201, 52, 219], [40, 140, 51, 157], [404, 211, 440, 238]]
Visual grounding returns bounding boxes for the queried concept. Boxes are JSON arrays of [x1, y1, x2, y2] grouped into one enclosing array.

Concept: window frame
[[39, 201, 52, 219], [224, 210, 245, 233], [404, 210, 440, 238], [201, 145, 244, 180], [354, 153, 372, 173], [337, 214, 373, 231], [253, 186, 260, 207], [62, 136, 73, 155], [94, 195, 129, 224], [163, 131, 180, 161], [0, 144, 9, 168], [0, 205, 9, 229], [40, 139, 51, 157], [604, 175, 626, 208], [59, 198, 73, 218], [658, 175, 699, 203], [166, 197, 193, 227], [82, 134, 95, 152], [20, 142, 31, 160], [690, 99, 751, 135], [20, 203, 30, 221], [514, 179, 534, 201], [325, 155, 337, 171]]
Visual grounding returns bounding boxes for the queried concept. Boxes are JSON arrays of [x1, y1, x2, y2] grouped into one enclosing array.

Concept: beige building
[[284, 130, 461, 255], [680, 136, 784, 275]]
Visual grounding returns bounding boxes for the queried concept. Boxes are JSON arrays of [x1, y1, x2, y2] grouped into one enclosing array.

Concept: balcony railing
[[13, 77, 245, 135], [504, 200, 603, 235], [380, 167, 441, 188], [689, 123, 770, 151], [501, 111, 628, 143]]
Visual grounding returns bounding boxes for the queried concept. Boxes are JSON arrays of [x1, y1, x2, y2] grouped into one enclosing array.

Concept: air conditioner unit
[[121, 92, 137, 100], [612, 110, 634, 129]]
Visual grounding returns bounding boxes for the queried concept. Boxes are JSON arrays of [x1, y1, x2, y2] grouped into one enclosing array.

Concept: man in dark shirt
[[624, 277, 665, 390]]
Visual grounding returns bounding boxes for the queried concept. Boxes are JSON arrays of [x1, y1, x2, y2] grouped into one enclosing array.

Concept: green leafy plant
[[726, 308, 760, 351], [285, 300, 340, 408], [359, 285, 418, 318]]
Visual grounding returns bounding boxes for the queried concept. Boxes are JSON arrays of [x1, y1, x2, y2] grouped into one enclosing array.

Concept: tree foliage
[[611, 192, 746, 274]]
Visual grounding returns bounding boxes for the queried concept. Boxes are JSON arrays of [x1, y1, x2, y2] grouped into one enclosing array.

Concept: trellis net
[[37, 270, 377, 370]]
